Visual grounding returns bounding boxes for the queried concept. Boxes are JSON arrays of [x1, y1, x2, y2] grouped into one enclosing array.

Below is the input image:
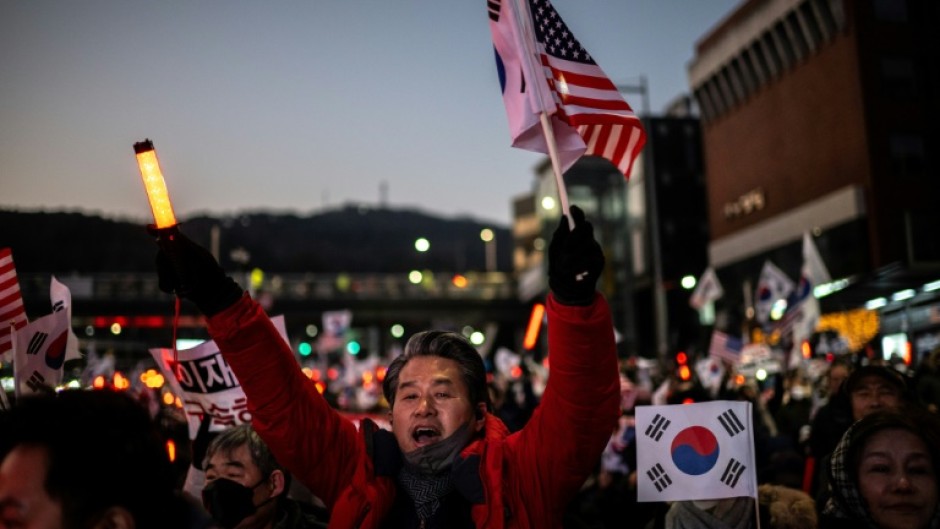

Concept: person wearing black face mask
[[201, 424, 328, 529]]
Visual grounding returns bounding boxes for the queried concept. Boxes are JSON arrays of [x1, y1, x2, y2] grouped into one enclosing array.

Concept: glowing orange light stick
[[134, 139, 178, 230]]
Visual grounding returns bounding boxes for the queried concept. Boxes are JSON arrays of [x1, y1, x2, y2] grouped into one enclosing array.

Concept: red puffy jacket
[[207, 293, 619, 528]]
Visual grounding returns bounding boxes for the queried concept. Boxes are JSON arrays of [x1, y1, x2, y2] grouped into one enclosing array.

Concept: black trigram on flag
[[717, 408, 746, 437], [720, 458, 746, 488], [644, 413, 671, 441], [27, 332, 48, 356], [646, 463, 672, 492], [26, 371, 49, 393], [53, 300, 65, 313]]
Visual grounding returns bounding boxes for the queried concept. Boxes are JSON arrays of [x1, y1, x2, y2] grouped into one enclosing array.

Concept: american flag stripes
[[0, 248, 28, 361], [489, 0, 646, 178], [708, 330, 743, 364]]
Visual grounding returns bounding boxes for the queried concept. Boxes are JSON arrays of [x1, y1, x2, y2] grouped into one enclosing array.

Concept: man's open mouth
[[412, 427, 442, 446]]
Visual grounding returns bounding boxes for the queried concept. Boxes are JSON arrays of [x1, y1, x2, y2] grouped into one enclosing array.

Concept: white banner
[[150, 315, 289, 439], [636, 401, 757, 502]]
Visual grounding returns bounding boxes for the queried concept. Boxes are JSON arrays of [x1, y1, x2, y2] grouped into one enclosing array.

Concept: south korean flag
[[636, 401, 757, 502]]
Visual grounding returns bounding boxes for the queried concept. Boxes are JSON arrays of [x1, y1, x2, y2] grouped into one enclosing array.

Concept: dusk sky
[[1, 1, 740, 227]]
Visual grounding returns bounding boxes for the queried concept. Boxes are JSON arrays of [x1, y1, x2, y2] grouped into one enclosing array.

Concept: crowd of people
[[2, 206, 940, 529]]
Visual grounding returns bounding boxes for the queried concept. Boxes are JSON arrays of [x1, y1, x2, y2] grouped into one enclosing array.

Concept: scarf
[[398, 422, 476, 520]]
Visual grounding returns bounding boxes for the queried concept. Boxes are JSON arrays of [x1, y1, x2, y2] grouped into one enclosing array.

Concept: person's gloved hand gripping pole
[[548, 205, 605, 306], [150, 226, 244, 316]]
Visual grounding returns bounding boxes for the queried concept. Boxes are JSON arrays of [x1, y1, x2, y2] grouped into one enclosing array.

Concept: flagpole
[[747, 400, 762, 529], [508, 0, 575, 229], [539, 113, 575, 229]]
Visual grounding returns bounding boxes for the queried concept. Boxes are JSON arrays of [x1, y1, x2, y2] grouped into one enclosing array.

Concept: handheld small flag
[[690, 267, 723, 310], [636, 401, 757, 502], [709, 330, 743, 364], [754, 260, 794, 325], [488, 0, 646, 178], [12, 309, 70, 397], [0, 248, 28, 361], [50, 276, 82, 362]]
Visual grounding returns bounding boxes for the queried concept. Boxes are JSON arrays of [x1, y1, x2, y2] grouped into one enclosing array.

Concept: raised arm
[[152, 229, 362, 506], [504, 207, 620, 517]]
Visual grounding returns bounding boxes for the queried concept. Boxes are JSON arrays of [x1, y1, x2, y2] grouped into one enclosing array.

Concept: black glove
[[548, 205, 604, 305], [150, 226, 243, 316]]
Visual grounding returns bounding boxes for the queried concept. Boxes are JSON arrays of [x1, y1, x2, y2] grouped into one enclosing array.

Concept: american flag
[[489, 0, 646, 178], [0, 248, 28, 360], [709, 330, 743, 364]]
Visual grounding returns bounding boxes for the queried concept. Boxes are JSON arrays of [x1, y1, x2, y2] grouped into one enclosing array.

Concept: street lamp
[[480, 228, 496, 272]]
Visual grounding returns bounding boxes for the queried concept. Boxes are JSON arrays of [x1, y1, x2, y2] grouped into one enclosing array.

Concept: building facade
[[689, 0, 940, 361]]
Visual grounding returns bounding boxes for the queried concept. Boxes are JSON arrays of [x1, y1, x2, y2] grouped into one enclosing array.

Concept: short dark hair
[[0, 389, 177, 529], [205, 423, 287, 484], [383, 330, 489, 411]]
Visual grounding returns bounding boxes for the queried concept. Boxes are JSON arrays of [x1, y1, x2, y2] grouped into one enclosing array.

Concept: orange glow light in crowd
[[904, 341, 913, 365], [801, 340, 812, 359], [452, 274, 468, 288], [140, 369, 165, 389], [113, 372, 130, 390], [301, 367, 314, 379], [735, 374, 746, 385], [678, 365, 691, 381], [523, 303, 545, 350], [376, 366, 387, 382], [93, 375, 106, 389], [134, 139, 178, 229], [510, 365, 523, 379], [166, 439, 177, 463], [315, 381, 326, 394], [162, 392, 175, 406]]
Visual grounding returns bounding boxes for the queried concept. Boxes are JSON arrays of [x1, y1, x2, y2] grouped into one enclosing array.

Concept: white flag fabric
[[150, 315, 289, 440], [754, 260, 795, 324], [50, 276, 82, 362], [802, 232, 831, 286], [12, 309, 70, 397], [636, 401, 757, 502], [689, 267, 723, 310]]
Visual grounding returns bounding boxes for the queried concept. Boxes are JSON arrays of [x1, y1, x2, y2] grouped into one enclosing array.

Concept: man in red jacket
[[153, 206, 620, 528]]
